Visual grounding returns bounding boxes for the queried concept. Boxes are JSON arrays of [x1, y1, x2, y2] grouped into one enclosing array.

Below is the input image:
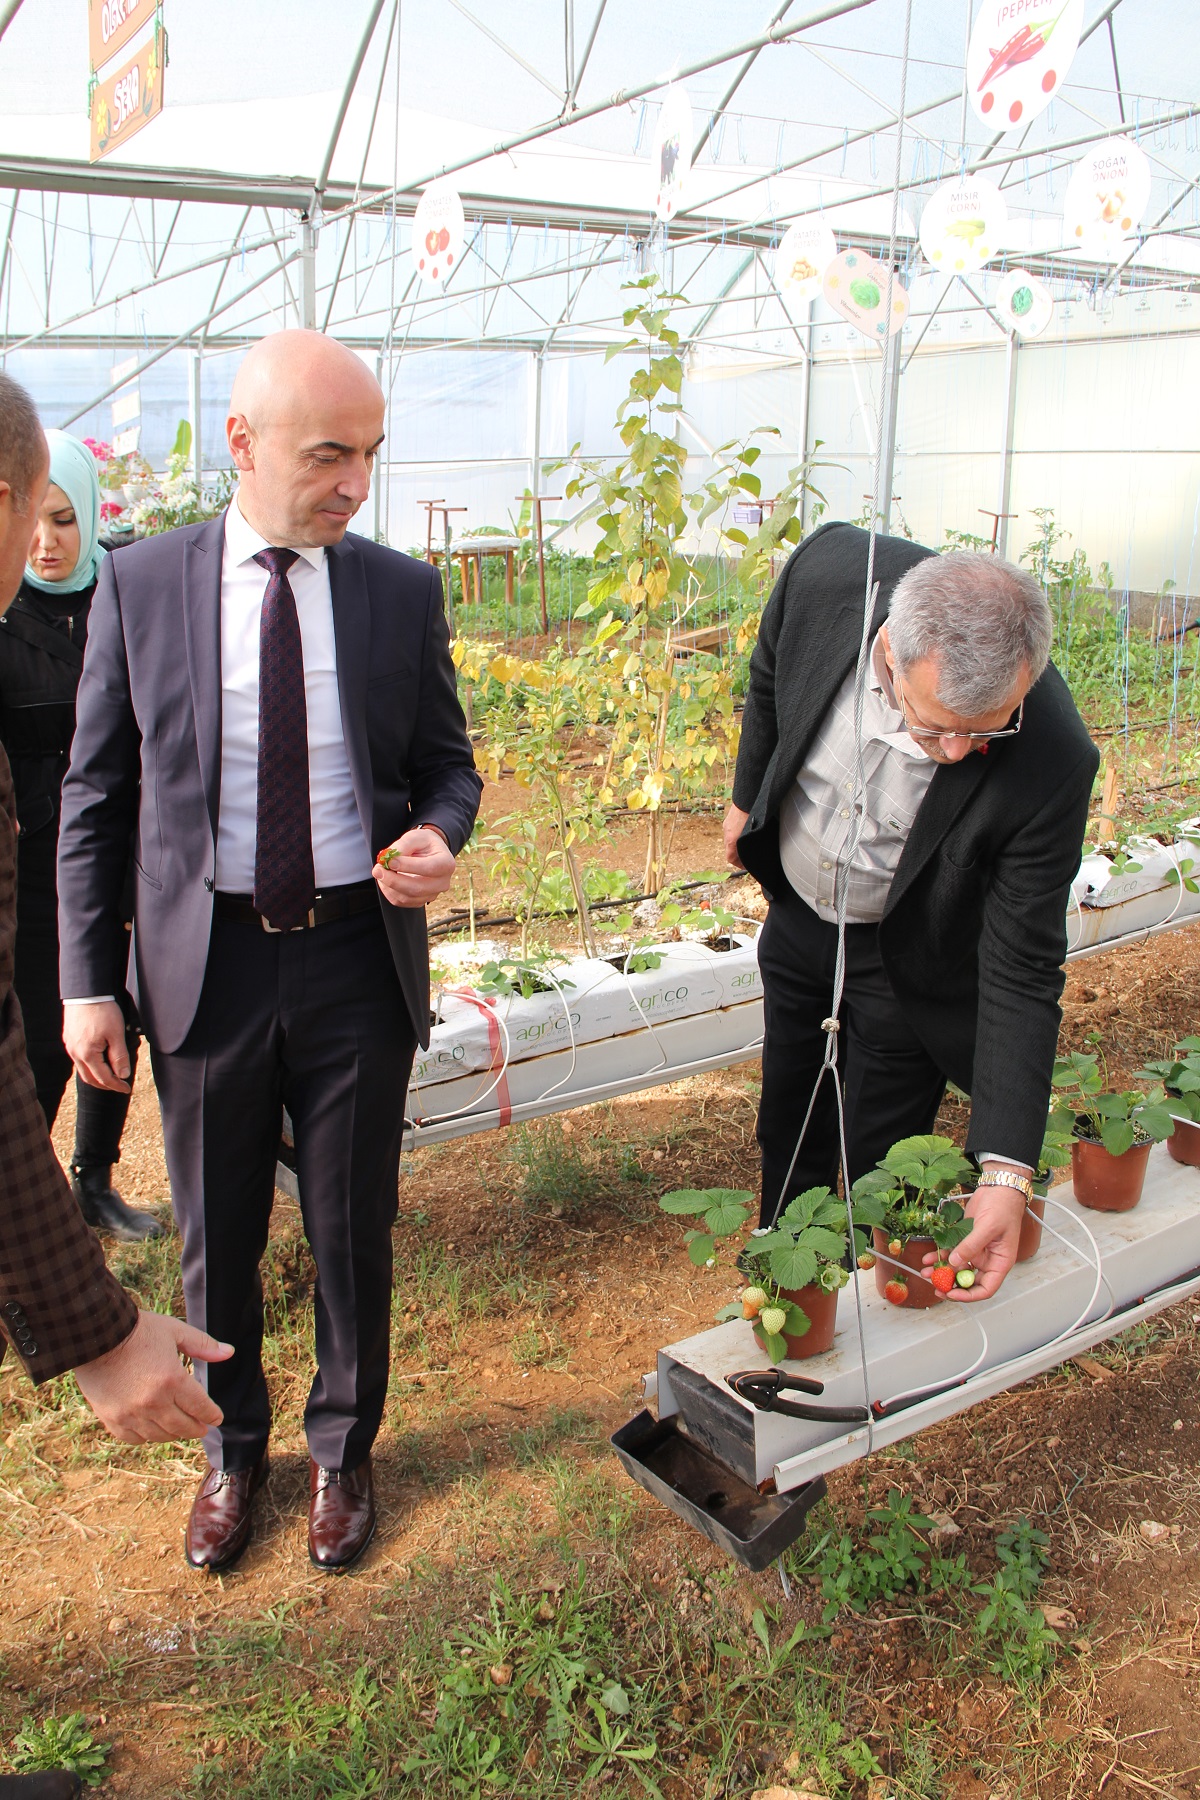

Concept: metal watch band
[[978, 1167, 1034, 1201]]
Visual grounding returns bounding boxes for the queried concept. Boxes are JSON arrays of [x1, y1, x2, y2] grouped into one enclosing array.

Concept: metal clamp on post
[[726, 1368, 871, 1425]]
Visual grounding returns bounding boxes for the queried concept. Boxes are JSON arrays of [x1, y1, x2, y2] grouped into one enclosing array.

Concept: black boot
[[0, 1773, 83, 1798], [71, 1164, 165, 1243]]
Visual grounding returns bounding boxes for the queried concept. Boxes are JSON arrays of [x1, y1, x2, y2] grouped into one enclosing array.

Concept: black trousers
[[756, 885, 947, 1227], [150, 907, 417, 1473], [14, 820, 135, 1163]]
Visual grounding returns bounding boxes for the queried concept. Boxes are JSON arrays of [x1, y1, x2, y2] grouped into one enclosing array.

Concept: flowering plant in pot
[[1138, 1037, 1200, 1170], [721, 1186, 863, 1362], [1051, 1051, 1174, 1212], [850, 1135, 975, 1308]]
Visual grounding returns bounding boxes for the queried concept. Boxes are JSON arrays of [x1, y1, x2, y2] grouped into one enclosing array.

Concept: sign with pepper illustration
[[1063, 136, 1152, 259], [822, 249, 909, 342], [651, 85, 693, 222], [774, 220, 837, 302], [89, 23, 164, 162], [919, 176, 1008, 276], [88, 0, 156, 71], [411, 183, 466, 287], [995, 266, 1055, 337], [966, 0, 1085, 131]]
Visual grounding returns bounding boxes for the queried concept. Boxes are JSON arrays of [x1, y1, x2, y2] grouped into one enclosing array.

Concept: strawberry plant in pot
[[721, 1186, 863, 1362], [1138, 1037, 1200, 1170], [1019, 1107, 1076, 1263], [850, 1135, 975, 1308], [1051, 1051, 1175, 1212]]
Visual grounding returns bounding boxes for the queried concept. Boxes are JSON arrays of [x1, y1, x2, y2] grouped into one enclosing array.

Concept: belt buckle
[[260, 908, 316, 933]]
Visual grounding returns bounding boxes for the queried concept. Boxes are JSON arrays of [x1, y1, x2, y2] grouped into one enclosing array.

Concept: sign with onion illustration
[[995, 267, 1055, 337], [412, 183, 466, 287], [919, 176, 1008, 276], [774, 220, 838, 302], [1063, 136, 1152, 259], [651, 85, 693, 222], [822, 250, 909, 341], [966, 0, 1085, 131]]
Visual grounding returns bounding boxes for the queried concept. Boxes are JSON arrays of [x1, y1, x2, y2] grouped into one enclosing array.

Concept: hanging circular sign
[[822, 249, 909, 341], [412, 183, 465, 286], [966, 0, 1086, 131], [995, 267, 1055, 337], [918, 175, 1008, 274], [1063, 136, 1152, 258], [652, 85, 693, 221], [775, 221, 838, 300]]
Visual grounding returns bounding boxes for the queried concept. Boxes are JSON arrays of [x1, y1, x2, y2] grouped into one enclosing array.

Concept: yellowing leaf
[[489, 654, 519, 684], [625, 788, 647, 810]]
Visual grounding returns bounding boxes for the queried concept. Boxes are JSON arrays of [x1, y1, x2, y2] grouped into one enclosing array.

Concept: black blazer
[[57, 513, 482, 1054], [732, 521, 1099, 1168]]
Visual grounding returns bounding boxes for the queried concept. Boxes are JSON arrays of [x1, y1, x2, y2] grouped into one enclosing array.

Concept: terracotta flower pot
[[871, 1229, 941, 1309], [1071, 1133, 1152, 1211], [1166, 1114, 1200, 1169], [753, 1282, 839, 1359], [1016, 1193, 1046, 1262]]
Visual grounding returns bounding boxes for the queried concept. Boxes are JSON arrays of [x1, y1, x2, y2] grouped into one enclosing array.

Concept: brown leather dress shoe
[[185, 1453, 269, 1572], [308, 1456, 375, 1571]]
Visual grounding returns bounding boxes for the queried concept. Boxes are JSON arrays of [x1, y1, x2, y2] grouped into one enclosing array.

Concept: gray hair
[[886, 551, 1052, 714], [0, 371, 46, 514]]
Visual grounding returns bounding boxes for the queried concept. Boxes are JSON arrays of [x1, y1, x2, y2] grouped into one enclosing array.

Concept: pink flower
[[100, 500, 123, 519]]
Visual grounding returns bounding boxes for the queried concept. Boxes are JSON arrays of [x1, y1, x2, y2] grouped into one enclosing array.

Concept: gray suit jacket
[[57, 513, 482, 1053]]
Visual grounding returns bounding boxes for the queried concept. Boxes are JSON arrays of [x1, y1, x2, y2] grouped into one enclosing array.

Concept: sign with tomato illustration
[[966, 0, 1085, 132], [88, 0, 156, 72], [412, 183, 466, 287], [89, 23, 165, 162], [651, 85, 693, 223], [823, 250, 909, 342], [995, 267, 1055, 337], [775, 221, 837, 302], [919, 176, 1008, 275], [1063, 136, 1152, 259]]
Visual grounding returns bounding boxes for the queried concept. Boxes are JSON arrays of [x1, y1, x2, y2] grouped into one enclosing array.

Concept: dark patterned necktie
[[252, 547, 316, 930]]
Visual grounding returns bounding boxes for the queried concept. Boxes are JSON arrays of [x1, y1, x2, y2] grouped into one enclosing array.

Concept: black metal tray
[[611, 1409, 826, 1571]]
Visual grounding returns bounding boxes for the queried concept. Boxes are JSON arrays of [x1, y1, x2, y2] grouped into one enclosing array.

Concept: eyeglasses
[[891, 670, 1024, 744]]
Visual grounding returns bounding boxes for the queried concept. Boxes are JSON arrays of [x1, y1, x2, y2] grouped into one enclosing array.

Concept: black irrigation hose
[[426, 875, 737, 940]]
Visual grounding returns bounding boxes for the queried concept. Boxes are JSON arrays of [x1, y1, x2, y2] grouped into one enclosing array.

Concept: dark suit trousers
[[756, 885, 946, 1227], [150, 906, 416, 1472]]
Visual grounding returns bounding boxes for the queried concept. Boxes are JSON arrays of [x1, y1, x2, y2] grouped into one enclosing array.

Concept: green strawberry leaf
[[781, 1302, 811, 1336], [796, 1226, 847, 1263], [715, 1301, 744, 1322], [768, 1244, 818, 1290], [687, 1232, 717, 1267], [761, 1329, 788, 1365], [703, 1194, 753, 1237], [659, 1188, 711, 1216]]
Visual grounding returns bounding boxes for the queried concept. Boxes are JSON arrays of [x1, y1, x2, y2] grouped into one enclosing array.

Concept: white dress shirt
[[216, 497, 373, 894]]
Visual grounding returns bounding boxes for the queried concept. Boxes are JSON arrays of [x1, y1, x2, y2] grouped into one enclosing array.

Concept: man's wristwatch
[[977, 1168, 1034, 1203]]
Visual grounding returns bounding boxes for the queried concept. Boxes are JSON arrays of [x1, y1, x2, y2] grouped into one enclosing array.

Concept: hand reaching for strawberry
[[373, 825, 456, 909]]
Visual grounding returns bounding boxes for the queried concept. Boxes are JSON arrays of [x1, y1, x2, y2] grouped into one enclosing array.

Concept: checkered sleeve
[[0, 748, 138, 1383]]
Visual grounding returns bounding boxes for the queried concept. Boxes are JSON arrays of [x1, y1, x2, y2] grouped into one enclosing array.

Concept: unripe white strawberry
[[760, 1306, 787, 1337], [741, 1286, 768, 1318]]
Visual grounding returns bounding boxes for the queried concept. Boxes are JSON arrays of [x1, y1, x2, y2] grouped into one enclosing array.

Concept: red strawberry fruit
[[929, 1263, 956, 1295], [857, 1252, 876, 1270], [884, 1278, 909, 1306]]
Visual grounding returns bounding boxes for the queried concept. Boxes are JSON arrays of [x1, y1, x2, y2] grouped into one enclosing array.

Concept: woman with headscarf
[[0, 428, 162, 1242]]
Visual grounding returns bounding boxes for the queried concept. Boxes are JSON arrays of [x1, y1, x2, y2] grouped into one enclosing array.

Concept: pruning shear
[[726, 1368, 870, 1425]]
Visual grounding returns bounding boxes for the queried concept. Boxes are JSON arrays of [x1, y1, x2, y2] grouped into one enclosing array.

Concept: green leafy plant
[[658, 1186, 752, 1269], [11, 1713, 110, 1787], [715, 1185, 859, 1363], [1035, 1106, 1076, 1194], [658, 898, 736, 944], [850, 1133, 975, 1254], [1052, 1050, 1175, 1154], [475, 957, 574, 1001], [130, 420, 234, 537], [1138, 1035, 1200, 1122]]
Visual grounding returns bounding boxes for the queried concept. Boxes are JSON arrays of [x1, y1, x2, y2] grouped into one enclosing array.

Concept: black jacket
[[0, 578, 92, 841], [732, 520, 1100, 1168]]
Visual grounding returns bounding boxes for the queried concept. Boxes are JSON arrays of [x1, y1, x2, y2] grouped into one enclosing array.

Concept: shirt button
[[840, 808, 850, 819], [821, 860, 833, 870]]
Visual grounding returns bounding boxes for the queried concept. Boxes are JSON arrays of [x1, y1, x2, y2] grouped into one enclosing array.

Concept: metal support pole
[[301, 215, 317, 330], [876, 322, 903, 533], [530, 350, 544, 499], [374, 349, 385, 543], [797, 300, 814, 534], [996, 329, 1019, 559], [189, 349, 202, 487]]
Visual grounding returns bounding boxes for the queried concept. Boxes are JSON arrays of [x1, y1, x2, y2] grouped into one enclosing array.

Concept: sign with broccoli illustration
[[822, 249, 909, 342], [995, 267, 1055, 337], [919, 176, 1008, 276], [966, 0, 1086, 131], [89, 22, 165, 162]]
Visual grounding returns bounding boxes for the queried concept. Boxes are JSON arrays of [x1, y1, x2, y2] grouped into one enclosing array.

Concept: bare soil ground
[[3, 792, 1200, 1797]]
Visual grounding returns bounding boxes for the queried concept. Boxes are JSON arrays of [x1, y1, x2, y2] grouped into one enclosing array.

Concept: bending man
[[725, 522, 1098, 1300]]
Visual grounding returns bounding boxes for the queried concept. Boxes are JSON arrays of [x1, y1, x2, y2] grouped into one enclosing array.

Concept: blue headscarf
[[23, 429, 107, 596]]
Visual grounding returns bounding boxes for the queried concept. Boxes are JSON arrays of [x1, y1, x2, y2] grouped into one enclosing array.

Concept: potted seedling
[[722, 1185, 864, 1361], [1051, 1051, 1174, 1211], [850, 1135, 975, 1308], [1019, 1106, 1076, 1262], [1138, 1037, 1200, 1170]]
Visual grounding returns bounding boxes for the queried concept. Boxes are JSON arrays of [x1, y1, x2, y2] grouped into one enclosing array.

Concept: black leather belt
[[214, 880, 379, 933]]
